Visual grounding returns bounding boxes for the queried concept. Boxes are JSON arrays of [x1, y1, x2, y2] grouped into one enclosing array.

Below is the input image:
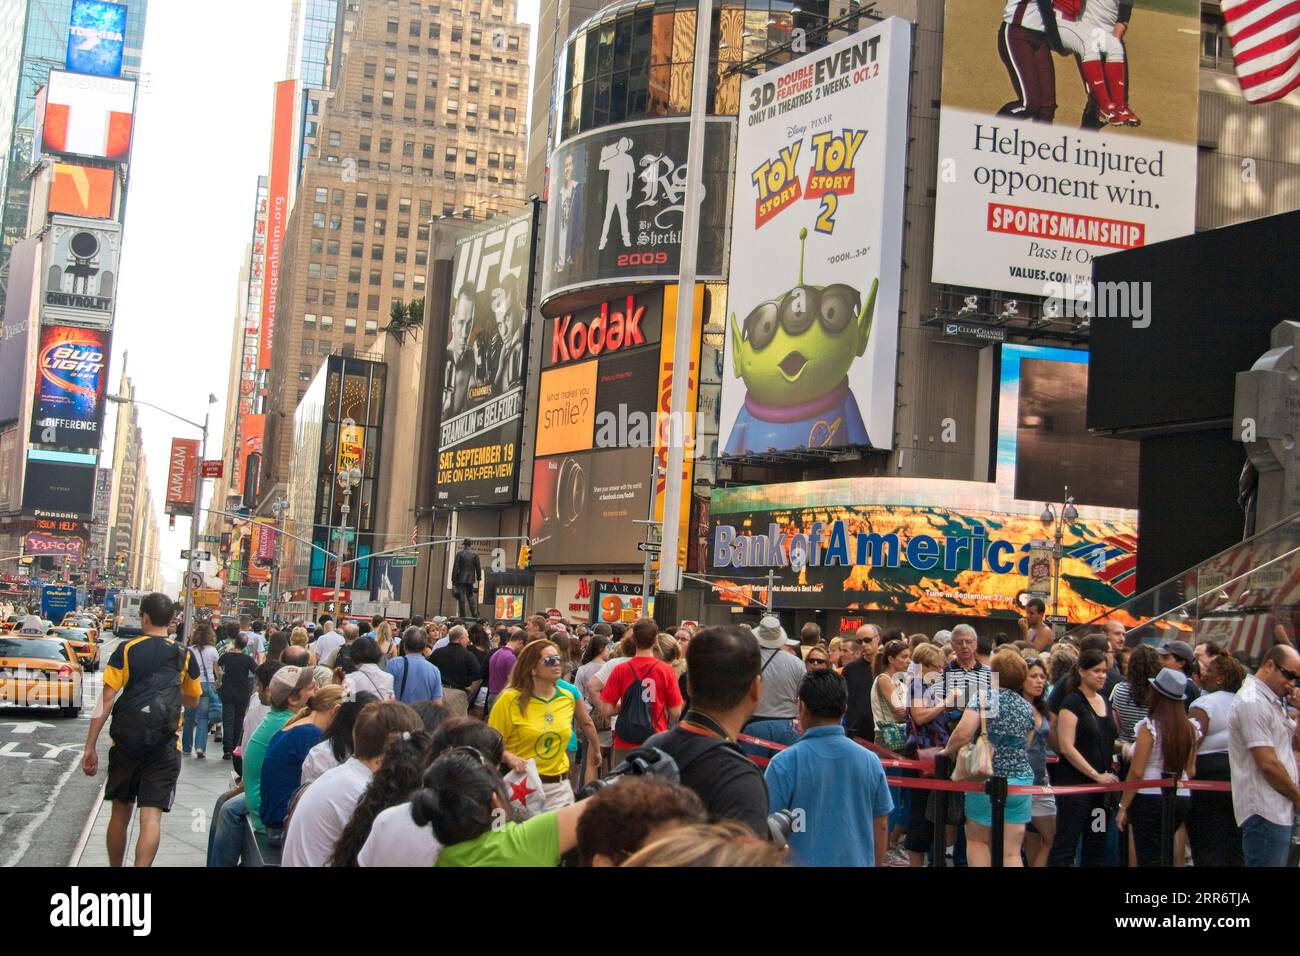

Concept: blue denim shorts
[[964, 775, 1034, 826]]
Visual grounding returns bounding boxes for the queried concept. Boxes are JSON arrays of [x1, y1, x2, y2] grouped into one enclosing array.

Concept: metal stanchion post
[[933, 754, 953, 868], [987, 775, 1008, 867], [1159, 770, 1177, 867]]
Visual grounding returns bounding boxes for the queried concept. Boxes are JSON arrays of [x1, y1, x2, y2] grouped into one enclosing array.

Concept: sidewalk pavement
[[76, 735, 236, 868]]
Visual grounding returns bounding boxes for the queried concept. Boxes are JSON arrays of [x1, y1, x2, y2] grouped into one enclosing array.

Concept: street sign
[[201, 460, 223, 478], [1046, 614, 1069, 626], [391, 555, 419, 567], [187, 571, 203, 591], [181, 550, 212, 561], [637, 542, 661, 554], [199, 535, 221, 545]]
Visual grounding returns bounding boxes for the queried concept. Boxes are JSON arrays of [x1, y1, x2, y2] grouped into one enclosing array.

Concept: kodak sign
[[543, 289, 664, 368]]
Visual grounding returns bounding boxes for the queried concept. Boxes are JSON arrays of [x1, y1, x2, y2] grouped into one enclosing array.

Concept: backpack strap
[[758, 650, 780, 677], [398, 656, 410, 700]]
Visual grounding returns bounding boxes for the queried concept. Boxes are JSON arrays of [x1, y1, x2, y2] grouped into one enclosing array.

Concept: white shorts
[[1057, 17, 1125, 61], [1032, 792, 1057, 817], [541, 780, 574, 811]]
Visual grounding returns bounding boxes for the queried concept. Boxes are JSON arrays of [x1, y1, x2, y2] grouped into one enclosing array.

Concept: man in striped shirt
[[934, 624, 992, 723]]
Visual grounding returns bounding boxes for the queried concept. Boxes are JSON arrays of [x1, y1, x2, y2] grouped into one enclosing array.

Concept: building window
[[332, 188, 344, 205], [447, 98, 459, 113], [442, 202, 455, 217], [394, 272, 406, 288], [345, 317, 358, 332], [419, 199, 432, 218], [300, 365, 313, 381], [302, 338, 315, 355], [355, 192, 368, 208], [368, 294, 381, 310], [397, 221, 410, 239], [422, 143, 435, 160], [416, 249, 428, 266], [361, 90, 373, 104], [469, 77, 480, 92], [306, 288, 319, 304], [503, 153, 516, 171], [465, 149, 477, 165], [374, 219, 387, 236], [376, 194, 389, 211], [395, 247, 408, 264], [452, 27, 462, 42], [315, 187, 329, 203], [371, 243, 385, 260], [387, 18, 399, 33], [304, 313, 317, 328], [399, 197, 412, 214], [369, 270, 382, 285], [364, 62, 377, 79], [329, 215, 341, 231], [402, 139, 415, 156], [308, 263, 322, 278], [417, 223, 430, 241], [351, 241, 364, 258], [413, 274, 426, 291], [311, 236, 324, 254], [326, 239, 340, 256], [488, 105, 500, 121], [312, 212, 326, 228], [319, 340, 331, 356], [365, 319, 379, 335], [504, 106, 516, 123], [359, 134, 372, 151], [405, 92, 418, 109], [353, 216, 366, 232], [325, 264, 338, 280], [322, 289, 336, 306], [320, 315, 334, 330], [507, 83, 517, 98], [347, 291, 360, 308], [382, 89, 395, 106], [327, 130, 341, 147], [488, 151, 499, 167], [348, 266, 362, 283]]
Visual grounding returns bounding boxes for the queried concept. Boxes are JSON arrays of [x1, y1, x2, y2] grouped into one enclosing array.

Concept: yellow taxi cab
[[51, 626, 99, 672], [0, 635, 84, 717]]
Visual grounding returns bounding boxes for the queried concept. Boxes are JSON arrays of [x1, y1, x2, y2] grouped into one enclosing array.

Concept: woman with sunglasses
[[804, 644, 830, 673], [490, 640, 601, 810]]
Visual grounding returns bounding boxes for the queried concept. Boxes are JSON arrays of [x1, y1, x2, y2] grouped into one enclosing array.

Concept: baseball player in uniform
[[998, 0, 1063, 122], [1053, 0, 1140, 126]]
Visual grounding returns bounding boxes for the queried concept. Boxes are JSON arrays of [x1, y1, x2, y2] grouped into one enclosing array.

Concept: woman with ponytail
[[357, 717, 503, 866], [259, 685, 345, 831]]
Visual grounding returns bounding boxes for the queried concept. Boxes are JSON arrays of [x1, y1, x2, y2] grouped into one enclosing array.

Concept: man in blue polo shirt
[[765, 670, 893, 867], [386, 625, 444, 704]]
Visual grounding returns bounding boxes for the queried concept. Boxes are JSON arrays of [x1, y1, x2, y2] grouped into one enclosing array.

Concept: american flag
[[1220, 0, 1300, 103]]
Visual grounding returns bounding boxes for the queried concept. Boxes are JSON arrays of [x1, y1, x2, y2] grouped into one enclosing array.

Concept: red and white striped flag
[[1220, 0, 1300, 103], [411, 525, 418, 546]]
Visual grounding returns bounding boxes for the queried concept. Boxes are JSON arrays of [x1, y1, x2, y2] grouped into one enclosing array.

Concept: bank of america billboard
[[29, 324, 110, 449], [42, 215, 120, 327], [719, 20, 911, 457], [435, 206, 536, 509]]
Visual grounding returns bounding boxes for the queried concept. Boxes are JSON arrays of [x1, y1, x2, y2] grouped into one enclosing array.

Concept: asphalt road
[[0, 635, 117, 867]]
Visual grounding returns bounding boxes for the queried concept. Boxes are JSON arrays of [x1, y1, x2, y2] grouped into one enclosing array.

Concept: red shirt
[[600, 656, 684, 749]]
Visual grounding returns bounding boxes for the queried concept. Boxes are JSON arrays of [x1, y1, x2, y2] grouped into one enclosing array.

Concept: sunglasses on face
[[807, 658, 828, 666], [1280, 666, 1300, 682], [541, 655, 563, 666]]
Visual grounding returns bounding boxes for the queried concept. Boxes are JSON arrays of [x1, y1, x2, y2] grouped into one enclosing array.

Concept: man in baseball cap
[[1158, 640, 1200, 703]]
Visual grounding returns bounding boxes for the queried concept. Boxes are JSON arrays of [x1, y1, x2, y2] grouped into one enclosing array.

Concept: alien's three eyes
[[741, 284, 861, 352]]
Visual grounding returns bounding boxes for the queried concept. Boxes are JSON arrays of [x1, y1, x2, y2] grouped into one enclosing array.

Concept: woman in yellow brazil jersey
[[489, 639, 601, 810]]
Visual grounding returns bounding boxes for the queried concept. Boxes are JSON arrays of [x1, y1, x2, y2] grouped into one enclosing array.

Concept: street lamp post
[[332, 467, 363, 616], [269, 496, 289, 622], [107, 391, 216, 640], [1040, 486, 1079, 622]]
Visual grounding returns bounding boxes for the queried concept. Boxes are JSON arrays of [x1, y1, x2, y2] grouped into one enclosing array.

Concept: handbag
[[952, 691, 994, 782], [502, 757, 547, 819]]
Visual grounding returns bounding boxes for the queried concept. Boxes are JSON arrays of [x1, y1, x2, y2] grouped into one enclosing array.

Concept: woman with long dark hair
[[355, 718, 504, 866], [1111, 644, 1161, 746], [1048, 648, 1120, 866], [1117, 668, 1198, 866], [1022, 657, 1055, 867]]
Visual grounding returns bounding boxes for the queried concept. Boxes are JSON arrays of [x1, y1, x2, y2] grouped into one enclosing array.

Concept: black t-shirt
[[646, 715, 769, 838], [1056, 689, 1118, 785], [216, 651, 255, 703], [429, 644, 481, 689], [842, 659, 875, 741]]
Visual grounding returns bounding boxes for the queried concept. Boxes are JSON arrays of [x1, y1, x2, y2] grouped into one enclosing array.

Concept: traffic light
[[517, 543, 531, 569]]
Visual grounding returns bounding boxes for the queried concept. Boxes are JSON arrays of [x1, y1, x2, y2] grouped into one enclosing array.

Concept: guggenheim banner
[[436, 207, 535, 508], [29, 324, 110, 449], [541, 117, 735, 307], [931, 0, 1200, 297], [720, 20, 911, 456]]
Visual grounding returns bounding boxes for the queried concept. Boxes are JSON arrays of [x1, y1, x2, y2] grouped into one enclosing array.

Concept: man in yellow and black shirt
[[82, 592, 201, 867]]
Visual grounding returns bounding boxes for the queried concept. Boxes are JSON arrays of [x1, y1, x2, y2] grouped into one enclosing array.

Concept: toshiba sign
[[542, 289, 663, 369]]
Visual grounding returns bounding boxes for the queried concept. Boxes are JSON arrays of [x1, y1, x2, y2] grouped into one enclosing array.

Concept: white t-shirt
[[431, 636, 450, 652], [242, 698, 269, 750], [241, 631, 266, 657], [300, 738, 341, 786], [1190, 690, 1234, 755], [315, 630, 345, 668], [282, 757, 374, 867], [357, 801, 442, 867], [190, 646, 219, 683], [345, 663, 395, 701], [1133, 717, 1192, 796]]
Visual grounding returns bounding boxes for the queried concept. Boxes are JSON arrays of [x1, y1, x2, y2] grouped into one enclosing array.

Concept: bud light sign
[[29, 324, 110, 449]]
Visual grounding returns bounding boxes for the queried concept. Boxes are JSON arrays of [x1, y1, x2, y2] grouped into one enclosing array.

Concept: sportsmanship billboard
[[931, 0, 1200, 297], [540, 117, 735, 308], [29, 324, 110, 449], [435, 206, 536, 508], [42, 215, 120, 327], [66, 1, 127, 78], [40, 70, 135, 162], [719, 20, 911, 456]]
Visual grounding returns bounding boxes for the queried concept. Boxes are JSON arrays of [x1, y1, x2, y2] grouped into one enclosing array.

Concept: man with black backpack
[[82, 592, 202, 867], [598, 618, 684, 767]]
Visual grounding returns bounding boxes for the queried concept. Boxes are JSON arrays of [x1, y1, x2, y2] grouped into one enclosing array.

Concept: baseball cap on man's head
[[268, 665, 316, 708], [1158, 640, 1194, 664]]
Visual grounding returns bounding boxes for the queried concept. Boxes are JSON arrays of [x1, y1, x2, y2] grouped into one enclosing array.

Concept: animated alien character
[[725, 228, 878, 454]]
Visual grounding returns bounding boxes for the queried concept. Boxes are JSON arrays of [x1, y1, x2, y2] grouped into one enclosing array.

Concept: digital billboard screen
[[540, 118, 735, 308], [435, 207, 536, 508], [41, 70, 135, 162], [49, 163, 116, 218], [529, 446, 650, 567], [29, 324, 110, 449], [22, 453, 97, 520], [66, 1, 127, 78], [720, 20, 911, 455]]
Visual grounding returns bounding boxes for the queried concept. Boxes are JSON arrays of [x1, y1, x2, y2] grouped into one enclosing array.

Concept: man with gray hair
[[313, 618, 343, 668], [386, 624, 445, 705], [933, 628, 952, 647], [430, 625, 480, 717], [936, 624, 990, 723], [431, 622, 461, 653]]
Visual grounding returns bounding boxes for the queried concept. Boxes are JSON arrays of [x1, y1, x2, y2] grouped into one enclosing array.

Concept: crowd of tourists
[[84, 592, 1300, 868]]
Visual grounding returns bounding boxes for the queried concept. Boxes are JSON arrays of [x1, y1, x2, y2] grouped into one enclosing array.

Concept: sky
[[108, 0, 540, 593]]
